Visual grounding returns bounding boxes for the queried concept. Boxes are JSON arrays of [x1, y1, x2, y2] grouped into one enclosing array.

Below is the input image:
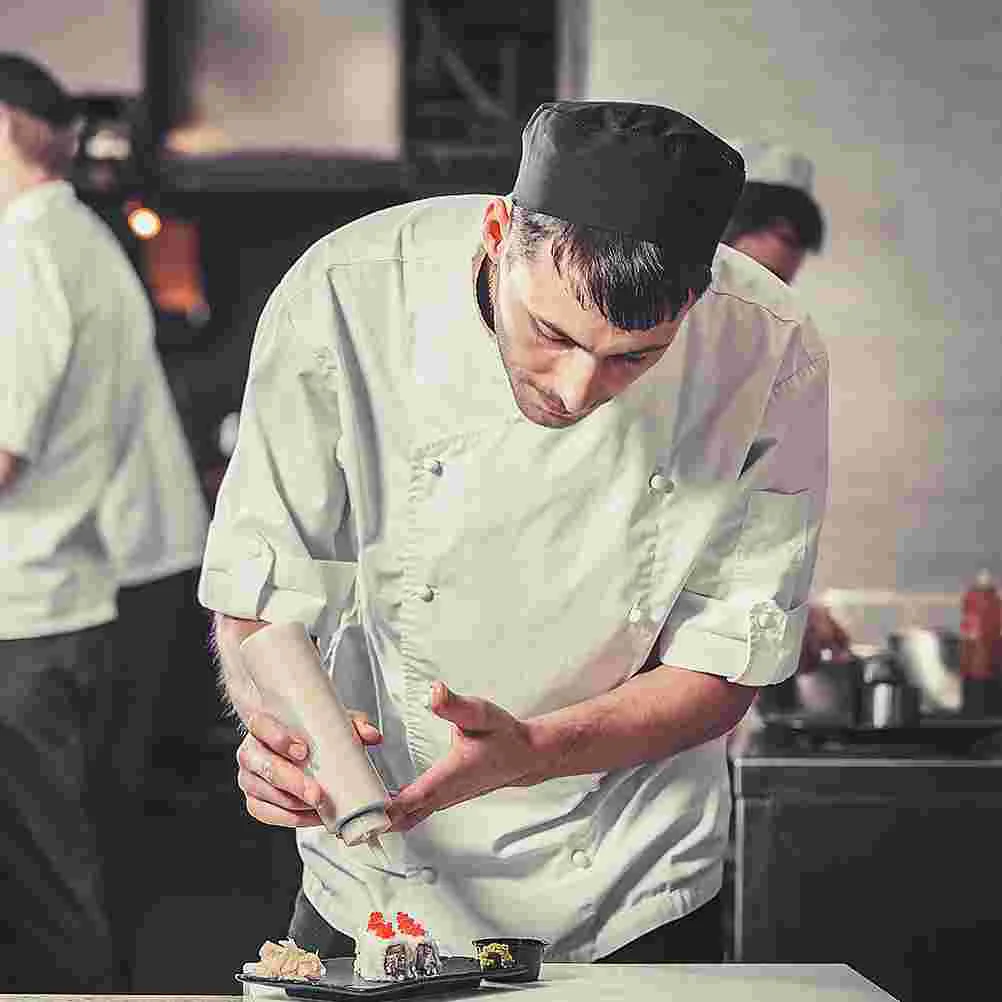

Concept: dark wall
[[84, 186, 412, 482], [160, 188, 411, 455]]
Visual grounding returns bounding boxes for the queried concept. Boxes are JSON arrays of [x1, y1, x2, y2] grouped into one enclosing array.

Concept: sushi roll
[[396, 912, 442, 977], [353, 912, 415, 982]]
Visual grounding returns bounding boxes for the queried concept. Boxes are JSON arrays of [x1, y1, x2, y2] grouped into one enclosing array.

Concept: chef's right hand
[[236, 710, 383, 827]]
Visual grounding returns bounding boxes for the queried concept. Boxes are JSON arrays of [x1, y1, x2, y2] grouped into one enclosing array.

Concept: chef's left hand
[[385, 681, 540, 832]]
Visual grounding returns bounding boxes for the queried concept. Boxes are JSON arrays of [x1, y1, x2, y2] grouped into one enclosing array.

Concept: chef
[[201, 102, 829, 963]]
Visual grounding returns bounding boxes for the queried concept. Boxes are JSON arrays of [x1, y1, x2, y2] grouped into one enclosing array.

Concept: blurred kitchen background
[[6, 3, 1001, 1002]]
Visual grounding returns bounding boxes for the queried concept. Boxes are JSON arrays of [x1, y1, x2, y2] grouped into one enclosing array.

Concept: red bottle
[[959, 569, 1002, 681]]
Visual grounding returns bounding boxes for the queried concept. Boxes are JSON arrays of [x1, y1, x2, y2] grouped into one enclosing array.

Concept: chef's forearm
[[523, 665, 756, 780], [212, 612, 269, 729]]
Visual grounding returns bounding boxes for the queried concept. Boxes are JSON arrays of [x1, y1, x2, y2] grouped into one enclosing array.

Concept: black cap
[[512, 101, 745, 268], [0, 53, 75, 127]]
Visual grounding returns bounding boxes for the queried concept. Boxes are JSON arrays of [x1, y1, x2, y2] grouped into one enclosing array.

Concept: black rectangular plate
[[237, 956, 484, 1000]]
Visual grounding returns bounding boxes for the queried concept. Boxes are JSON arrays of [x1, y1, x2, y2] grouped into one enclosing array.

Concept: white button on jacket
[[199, 196, 829, 961]]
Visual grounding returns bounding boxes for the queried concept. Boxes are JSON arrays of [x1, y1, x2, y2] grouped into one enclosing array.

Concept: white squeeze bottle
[[239, 621, 391, 860]]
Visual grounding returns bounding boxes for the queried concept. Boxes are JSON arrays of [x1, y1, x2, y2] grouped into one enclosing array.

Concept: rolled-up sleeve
[[656, 337, 829, 687], [0, 232, 72, 461], [198, 282, 354, 630]]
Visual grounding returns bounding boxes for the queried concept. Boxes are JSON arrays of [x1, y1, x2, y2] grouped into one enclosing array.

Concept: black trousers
[[0, 571, 201, 994], [0, 623, 120, 993], [289, 887, 723, 963]]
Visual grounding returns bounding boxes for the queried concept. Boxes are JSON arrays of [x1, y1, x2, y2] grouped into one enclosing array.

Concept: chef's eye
[[534, 324, 572, 347]]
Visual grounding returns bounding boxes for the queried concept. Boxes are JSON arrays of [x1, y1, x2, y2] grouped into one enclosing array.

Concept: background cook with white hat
[[722, 141, 826, 285]]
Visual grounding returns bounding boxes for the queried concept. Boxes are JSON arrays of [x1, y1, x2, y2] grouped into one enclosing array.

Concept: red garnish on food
[[366, 912, 396, 939], [396, 913, 426, 936]]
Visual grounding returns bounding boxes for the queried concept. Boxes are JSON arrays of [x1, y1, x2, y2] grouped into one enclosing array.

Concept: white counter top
[[2, 963, 898, 1002], [232, 961, 898, 1002], [481, 964, 896, 1001]]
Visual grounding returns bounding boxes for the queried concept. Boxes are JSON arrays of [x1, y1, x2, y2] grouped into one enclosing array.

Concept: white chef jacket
[[199, 195, 828, 960], [0, 182, 149, 639], [97, 339, 209, 589]]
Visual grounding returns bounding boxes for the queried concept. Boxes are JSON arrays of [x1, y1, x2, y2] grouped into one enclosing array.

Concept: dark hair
[[507, 204, 711, 330], [721, 182, 825, 252]]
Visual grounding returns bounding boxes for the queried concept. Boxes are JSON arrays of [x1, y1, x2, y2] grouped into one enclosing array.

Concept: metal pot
[[860, 652, 920, 728]]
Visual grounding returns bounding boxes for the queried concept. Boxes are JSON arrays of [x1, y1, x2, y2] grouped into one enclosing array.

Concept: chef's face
[[731, 218, 806, 284], [481, 199, 694, 429]]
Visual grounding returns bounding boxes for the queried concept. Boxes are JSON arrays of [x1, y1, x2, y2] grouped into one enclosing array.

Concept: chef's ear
[[481, 197, 512, 263]]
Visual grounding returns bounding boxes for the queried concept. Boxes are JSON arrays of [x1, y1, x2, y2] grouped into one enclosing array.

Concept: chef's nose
[[554, 350, 600, 415]]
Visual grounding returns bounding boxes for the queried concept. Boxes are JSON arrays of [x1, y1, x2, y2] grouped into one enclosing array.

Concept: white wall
[[167, 0, 401, 158], [5, 2, 401, 156], [587, 0, 1002, 629], [5, 0, 143, 94]]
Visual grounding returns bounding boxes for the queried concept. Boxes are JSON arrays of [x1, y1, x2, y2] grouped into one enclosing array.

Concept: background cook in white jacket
[[200, 103, 829, 961], [0, 51, 184, 991]]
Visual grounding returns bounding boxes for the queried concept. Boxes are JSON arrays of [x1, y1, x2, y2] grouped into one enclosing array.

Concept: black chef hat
[[512, 101, 745, 269], [0, 53, 76, 127]]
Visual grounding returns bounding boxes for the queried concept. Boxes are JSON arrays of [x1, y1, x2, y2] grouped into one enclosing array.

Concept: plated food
[[247, 938, 326, 980], [354, 911, 442, 982], [239, 913, 547, 998], [475, 941, 515, 972]]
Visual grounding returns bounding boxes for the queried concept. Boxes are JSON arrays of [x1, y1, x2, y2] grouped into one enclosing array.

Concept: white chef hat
[[731, 141, 815, 194]]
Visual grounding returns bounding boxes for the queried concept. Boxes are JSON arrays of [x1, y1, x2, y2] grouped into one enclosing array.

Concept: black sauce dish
[[473, 937, 548, 983]]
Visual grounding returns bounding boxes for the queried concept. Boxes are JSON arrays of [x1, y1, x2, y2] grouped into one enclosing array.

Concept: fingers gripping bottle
[[239, 622, 391, 859]]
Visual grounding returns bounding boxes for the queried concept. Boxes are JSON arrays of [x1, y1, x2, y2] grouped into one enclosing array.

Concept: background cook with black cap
[[0, 52, 189, 991], [203, 101, 830, 963]]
